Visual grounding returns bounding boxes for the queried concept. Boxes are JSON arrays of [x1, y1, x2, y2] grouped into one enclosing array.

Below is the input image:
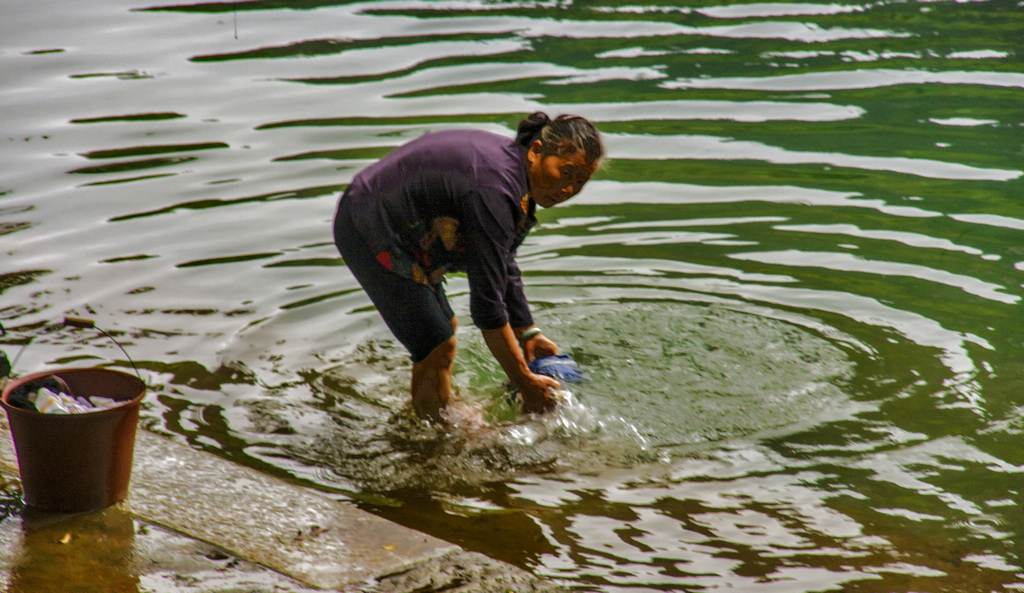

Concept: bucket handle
[[0, 324, 10, 379], [0, 318, 141, 382], [1, 322, 31, 379], [63, 317, 142, 381]]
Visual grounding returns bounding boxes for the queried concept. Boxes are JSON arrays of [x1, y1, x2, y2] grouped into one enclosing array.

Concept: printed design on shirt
[[419, 217, 460, 252], [378, 201, 533, 290], [376, 248, 437, 286], [376, 216, 463, 288]]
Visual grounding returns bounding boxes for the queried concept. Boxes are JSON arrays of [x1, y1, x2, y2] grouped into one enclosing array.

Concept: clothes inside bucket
[[5, 375, 128, 414]]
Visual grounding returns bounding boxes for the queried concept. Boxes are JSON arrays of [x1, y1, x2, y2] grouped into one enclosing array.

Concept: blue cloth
[[528, 354, 587, 384]]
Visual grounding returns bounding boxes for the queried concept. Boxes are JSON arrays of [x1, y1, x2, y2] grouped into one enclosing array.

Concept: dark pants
[[332, 195, 455, 363]]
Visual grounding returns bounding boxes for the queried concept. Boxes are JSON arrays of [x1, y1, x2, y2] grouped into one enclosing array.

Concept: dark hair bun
[[515, 111, 551, 148]]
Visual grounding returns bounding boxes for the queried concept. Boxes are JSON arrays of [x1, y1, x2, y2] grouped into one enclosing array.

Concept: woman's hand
[[519, 372, 561, 413], [521, 331, 559, 362], [482, 324, 562, 414]]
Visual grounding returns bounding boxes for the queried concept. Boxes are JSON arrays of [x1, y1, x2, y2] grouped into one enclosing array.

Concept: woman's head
[[517, 112, 604, 208], [516, 112, 604, 167]]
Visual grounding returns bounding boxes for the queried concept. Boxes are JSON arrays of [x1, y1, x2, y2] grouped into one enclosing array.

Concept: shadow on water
[[0, 478, 321, 592], [1, 495, 140, 593]]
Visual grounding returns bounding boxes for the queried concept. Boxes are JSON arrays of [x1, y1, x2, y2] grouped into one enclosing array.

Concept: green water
[[3, 0, 1024, 590]]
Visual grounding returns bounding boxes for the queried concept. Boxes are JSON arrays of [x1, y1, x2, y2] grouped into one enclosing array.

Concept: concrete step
[[0, 411, 564, 592]]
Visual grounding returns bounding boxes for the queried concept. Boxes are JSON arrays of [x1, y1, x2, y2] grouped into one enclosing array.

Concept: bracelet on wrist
[[519, 327, 542, 343]]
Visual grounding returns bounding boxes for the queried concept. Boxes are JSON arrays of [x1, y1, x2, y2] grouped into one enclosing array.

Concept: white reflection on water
[[278, 39, 532, 78], [592, 7, 896, 42], [551, 99, 864, 122], [594, 216, 790, 229], [607, 133, 1023, 181], [930, 117, 1000, 127], [852, 436, 1023, 528], [421, 11, 900, 43], [698, 3, 867, 18], [511, 460, 884, 590], [580, 181, 942, 219], [731, 250, 1020, 304], [508, 430, 1024, 588], [665, 68, 1024, 92], [525, 254, 794, 284], [950, 213, 1024, 232], [774, 224, 989, 257]]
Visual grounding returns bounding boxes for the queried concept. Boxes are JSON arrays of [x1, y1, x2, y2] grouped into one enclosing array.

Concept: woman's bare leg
[[411, 316, 459, 423]]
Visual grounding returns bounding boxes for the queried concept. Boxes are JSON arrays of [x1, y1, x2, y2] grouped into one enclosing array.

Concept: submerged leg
[[411, 317, 458, 423], [411, 335, 456, 422]]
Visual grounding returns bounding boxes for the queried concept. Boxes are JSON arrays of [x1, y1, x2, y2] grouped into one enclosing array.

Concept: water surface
[[3, 0, 1024, 590]]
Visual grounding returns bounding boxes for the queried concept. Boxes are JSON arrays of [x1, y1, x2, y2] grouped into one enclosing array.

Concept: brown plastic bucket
[[1, 367, 145, 513]]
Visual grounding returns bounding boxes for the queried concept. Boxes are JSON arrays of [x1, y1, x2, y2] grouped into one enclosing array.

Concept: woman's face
[[526, 141, 596, 208]]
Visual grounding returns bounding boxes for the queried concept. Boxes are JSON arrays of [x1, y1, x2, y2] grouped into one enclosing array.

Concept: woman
[[332, 112, 604, 423]]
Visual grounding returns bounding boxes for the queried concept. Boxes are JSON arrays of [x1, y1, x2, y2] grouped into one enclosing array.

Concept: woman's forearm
[[482, 324, 558, 412], [481, 324, 531, 387]]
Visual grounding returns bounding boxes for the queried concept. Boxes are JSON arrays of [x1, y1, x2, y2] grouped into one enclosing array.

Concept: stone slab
[[127, 429, 461, 589], [0, 406, 563, 592]]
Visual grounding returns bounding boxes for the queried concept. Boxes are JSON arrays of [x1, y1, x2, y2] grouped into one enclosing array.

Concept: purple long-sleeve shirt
[[341, 129, 537, 330]]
